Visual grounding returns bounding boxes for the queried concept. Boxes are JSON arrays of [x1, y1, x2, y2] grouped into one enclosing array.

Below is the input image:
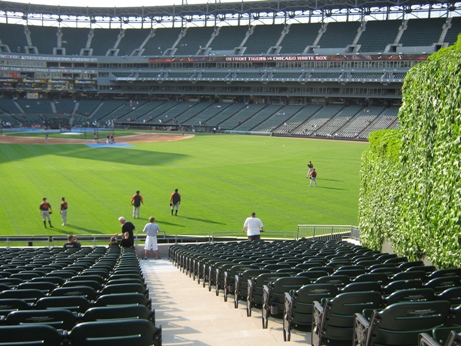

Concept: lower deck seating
[[170, 239, 461, 344], [0, 246, 161, 346]]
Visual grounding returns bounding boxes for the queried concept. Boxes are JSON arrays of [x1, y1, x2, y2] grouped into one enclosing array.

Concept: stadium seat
[[311, 291, 382, 346], [0, 324, 64, 346], [223, 264, 258, 302], [283, 283, 338, 341], [0, 298, 31, 319], [315, 274, 351, 288], [383, 287, 435, 306], [68, 319, 162, 346], [233, 268, 270, 309], [94, 293, 152, 310], [81, 304, 155, 324], [353, 300, 451, 346], [4, 308, 77, 330], [50, 286, 98, 301], [246, 272, 290, 317], [0, 289, 46, 305], [341, 281, 382, 293], [35, 296, 91, 313], [262, 276, 312, 328]]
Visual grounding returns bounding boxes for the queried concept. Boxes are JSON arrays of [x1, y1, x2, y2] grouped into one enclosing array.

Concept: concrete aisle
[[141, 259, 312, 345]]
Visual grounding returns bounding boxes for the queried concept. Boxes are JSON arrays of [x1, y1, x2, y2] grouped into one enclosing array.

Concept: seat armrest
[[354, 312, 371, 346], [418, 332, 442, 346]]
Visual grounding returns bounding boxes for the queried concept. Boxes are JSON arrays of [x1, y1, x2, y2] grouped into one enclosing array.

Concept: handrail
[[0, 226, 359, 247]]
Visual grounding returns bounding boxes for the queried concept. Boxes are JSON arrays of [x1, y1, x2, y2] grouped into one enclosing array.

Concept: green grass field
[[0, 132, 368, 239]]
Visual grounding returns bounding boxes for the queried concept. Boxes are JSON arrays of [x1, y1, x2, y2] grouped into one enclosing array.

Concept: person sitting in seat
[[63, 234, 79, 249], [109, 234, 120, 247]]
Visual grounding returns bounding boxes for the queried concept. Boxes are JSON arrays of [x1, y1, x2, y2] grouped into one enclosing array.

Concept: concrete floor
[[141, 258, 312, 345]]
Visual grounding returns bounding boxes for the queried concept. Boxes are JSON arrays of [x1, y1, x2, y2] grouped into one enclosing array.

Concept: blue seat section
[[358, 20, 401, 53], [61, 27, 91, 55], [209, 26, 248, 52], [399, 18, 446, 47], [0, 23, 28, 53], [243, 25, 284, 55], [175, 27, 215, 56], [279, 23, 322, 54], [117, 29, 151, 56], [317, 21, 361, 48], [90, 28, 120, 56], [29, 26, 58, 55], [142, 27, 182, 56]]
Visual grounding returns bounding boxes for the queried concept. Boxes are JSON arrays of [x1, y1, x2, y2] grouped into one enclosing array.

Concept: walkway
[[141, 259, 312, 345]]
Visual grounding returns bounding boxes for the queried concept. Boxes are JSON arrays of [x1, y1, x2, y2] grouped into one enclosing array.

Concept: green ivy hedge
[[359, 36, 461, 268]]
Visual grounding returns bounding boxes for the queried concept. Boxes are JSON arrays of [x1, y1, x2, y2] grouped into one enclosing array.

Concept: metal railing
[[296, 224, 359, 241], [0, 226, 359, 247]]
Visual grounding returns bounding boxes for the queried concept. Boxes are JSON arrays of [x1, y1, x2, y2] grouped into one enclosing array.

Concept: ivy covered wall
[[359, 37, 461, 268]]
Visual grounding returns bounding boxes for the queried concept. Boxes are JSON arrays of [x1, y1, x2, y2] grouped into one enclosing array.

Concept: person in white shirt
[[242, 212, 264, 241], [142, 216, 161, 260]]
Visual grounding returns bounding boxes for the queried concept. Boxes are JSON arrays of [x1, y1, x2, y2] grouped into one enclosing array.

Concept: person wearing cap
[[131, 190, 143, 219], [39, 197, 53, 228]]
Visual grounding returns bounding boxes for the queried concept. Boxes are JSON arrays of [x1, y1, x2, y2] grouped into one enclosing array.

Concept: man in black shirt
[[118, 216, 135, 247]]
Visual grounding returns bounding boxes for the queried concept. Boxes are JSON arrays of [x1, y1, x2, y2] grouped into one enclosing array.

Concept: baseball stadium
[[0, 0, 461, 344]]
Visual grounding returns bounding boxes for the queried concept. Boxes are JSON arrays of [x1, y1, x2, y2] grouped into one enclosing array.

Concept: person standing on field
[[142, 216, 161, 260], [131, 190, 143, 219], [242, 212, 264, 241], [40, 197, 53, 228], [170, 189, 181, 216], [60, 197, 68, 226], [306, 161, 314, 178], [309, 168, 318, 187]]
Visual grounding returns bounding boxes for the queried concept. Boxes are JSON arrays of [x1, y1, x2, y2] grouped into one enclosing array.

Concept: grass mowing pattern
[[0, 134, 367, 238]]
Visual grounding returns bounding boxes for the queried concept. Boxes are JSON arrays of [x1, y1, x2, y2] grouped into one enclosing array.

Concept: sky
[[5, 0, 247, 7]]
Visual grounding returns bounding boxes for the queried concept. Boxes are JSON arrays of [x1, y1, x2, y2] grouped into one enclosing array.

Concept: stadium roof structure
[[0, 0, 460, 27]]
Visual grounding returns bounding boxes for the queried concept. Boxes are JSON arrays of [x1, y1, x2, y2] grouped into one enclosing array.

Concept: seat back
[[437, 287, 461, 306], [383, 279, 423, 294], [81, 304, 154, 323], [291, 283, 338, 324], [322, 291, 382, 341], [5, 308, 77, 330], [35, 296, 91, 313], [341, 281, 382, 293], [425, 276, 461, 293], [369, 300, 452, 346], [0, 289, 46, 304], [100, 283, 147, 296], [0, 298, 31, 318], [269, 277, 312, 306], [51, 286, 98, 301], [384, 287, 435, 306], [0, 324, 63, 346], [69, 318, 160, 346], [315, 274, 350, 287], [94, 293, 151, 309]]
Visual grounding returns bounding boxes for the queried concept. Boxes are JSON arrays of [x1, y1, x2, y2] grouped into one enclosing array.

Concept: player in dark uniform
[[170, 189, 181, 216], [131, 190, 143, 219], [40, 197, 53, 228]]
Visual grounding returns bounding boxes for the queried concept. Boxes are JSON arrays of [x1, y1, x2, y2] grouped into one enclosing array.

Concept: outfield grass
[[0, 133, 367, 239]]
